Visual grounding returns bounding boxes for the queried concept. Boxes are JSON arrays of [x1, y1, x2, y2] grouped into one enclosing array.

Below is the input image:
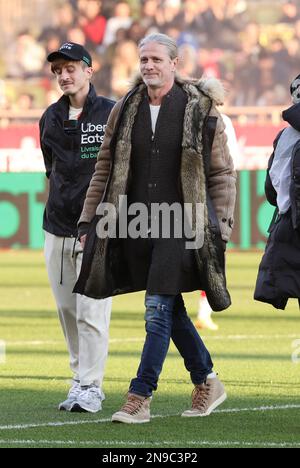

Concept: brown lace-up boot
[[112, 393, 151, 424], [182, 377, 227, 417]]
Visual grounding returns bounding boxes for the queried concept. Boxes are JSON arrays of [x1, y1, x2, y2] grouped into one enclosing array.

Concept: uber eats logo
[[0, 174, 47, 249], [81, 123, 106, 144], [80, 123, 106, 159]]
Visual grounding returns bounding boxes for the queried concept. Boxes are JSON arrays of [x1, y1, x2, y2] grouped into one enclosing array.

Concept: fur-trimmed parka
[[74, 76, 236, 311]]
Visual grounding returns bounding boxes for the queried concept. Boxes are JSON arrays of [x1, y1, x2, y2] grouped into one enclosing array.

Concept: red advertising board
[[0, 122, 287, 172], [0, 124, 43, 172], [233, 124, 285, 170]]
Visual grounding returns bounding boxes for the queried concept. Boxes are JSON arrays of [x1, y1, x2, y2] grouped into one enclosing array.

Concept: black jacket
[[123, 84, 200, 296], [254, 102, 300, 309], [40, 84, 115, 237]]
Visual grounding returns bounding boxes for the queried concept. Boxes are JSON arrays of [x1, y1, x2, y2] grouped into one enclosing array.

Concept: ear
[[86, 67, 93, 79], [172, 57, 179, 71]]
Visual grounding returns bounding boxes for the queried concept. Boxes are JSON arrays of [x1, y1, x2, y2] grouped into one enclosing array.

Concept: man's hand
[[80, 234, 87, 249]]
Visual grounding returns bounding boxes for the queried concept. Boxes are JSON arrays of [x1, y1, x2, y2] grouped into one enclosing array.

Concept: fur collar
[[131, 74, 225, 106]]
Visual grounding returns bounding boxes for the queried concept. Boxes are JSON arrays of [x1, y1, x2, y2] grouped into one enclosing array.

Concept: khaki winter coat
[[75, 76, 236, 311]]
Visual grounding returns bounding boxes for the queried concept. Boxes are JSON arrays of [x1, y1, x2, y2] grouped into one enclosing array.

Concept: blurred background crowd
[[1, 0, 300, 112]]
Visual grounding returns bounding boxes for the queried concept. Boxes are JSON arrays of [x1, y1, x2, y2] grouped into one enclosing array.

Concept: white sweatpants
[[44, 231, 112, 387]]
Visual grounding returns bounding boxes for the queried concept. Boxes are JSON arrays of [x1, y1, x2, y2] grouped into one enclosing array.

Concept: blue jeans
[[129, 294, 214, 397]]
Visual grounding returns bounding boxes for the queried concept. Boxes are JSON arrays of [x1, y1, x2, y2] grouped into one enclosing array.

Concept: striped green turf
[[0, 250, 299, 448]]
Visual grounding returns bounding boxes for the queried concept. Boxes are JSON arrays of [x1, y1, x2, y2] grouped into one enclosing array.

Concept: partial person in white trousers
[[40, 42, 115, 413], [195, 115, 240, 331]]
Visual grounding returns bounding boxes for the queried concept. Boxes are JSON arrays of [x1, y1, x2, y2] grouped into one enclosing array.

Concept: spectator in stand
[[43, 32, 62, 58], [101, 27, 130, 67], [110, 39, 139, 98], [40, 2, 76, 45], [66, 27, 87, 46], [40, 32, 63, 81], [239, 21, 261, 55], [228, 48, 259, 105], [271, 39, 292, 87], [0, 55, 5, 80], [256, 49, 276, 104], [208, 0, 249, 51], [99, 0, 117, 17], [257, 84, 289, 106], [127, 21, 147, 45], [78, 0, 107, 47], [294, 18, 300, 40], [286, 37, 300, 79], [15, 93, 35, 111], [173, 0, 209, 34], [142, 0, 182, 30], [89, 51, 113, 97], [140, 0, 161, 30], [0, 80, 9, 110], [159, 0, 182, 29], [280, 0, 300, 23], [196, 48, 225, 80], [4, 0, 300, 110], [6, 30, 46, 79], [45, 87, 62, 107], [177, 44, 198, 79], [103, 2, 133, 47]]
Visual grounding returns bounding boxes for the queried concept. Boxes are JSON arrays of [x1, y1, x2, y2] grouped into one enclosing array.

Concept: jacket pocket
[[274, 212, 293, 243]]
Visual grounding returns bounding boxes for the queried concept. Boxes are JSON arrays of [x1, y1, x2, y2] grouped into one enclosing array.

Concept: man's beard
[[143, 77, 162, 89]]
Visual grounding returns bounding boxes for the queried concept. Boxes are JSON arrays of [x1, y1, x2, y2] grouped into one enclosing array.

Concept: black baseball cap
[[47, 42, 92, 67]]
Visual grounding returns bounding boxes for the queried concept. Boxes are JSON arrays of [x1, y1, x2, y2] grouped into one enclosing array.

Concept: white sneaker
[[195, 317, 219, 331], [58, 382, 82, 411], [71, 386, 104, 413], [196, 295, 218, 331]]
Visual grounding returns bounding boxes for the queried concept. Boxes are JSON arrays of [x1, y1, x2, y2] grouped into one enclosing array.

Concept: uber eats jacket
[[40, 84, 115, 237]]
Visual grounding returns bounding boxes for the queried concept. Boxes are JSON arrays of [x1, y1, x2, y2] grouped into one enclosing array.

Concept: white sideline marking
[[215, 404, 300, 414], [0, 439, 299, 448], [1, 404, 300, 432], [5, 334, 300, 346]]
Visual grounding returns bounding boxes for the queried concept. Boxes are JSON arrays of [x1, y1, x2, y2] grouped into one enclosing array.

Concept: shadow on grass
[[0, 388, 299, 448], [0, 310, 144, 321], [0, 311, 57, 319], [2, 346, 294, 361], [2, 375, 300, 390], [2, 375, 300, 392], [1, 309, 298, 323]]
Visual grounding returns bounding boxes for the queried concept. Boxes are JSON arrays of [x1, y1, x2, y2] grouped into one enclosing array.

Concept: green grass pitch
[[0, 250, 300, 448]]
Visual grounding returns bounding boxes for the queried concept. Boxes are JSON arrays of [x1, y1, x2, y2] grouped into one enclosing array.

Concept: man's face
[[139, 42, 178, 90], [51, 59, 92, 97]]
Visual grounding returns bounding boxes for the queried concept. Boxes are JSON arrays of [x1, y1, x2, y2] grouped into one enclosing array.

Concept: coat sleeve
[[39, 114, 52, 179], [264, 130, 285, 207], [265, 152, 277, 207], [207, 109, 237, 242], [78, 99, 123, 225]]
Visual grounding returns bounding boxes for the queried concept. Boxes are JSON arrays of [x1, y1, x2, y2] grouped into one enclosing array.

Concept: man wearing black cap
[[40, 42, 115, 413]]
